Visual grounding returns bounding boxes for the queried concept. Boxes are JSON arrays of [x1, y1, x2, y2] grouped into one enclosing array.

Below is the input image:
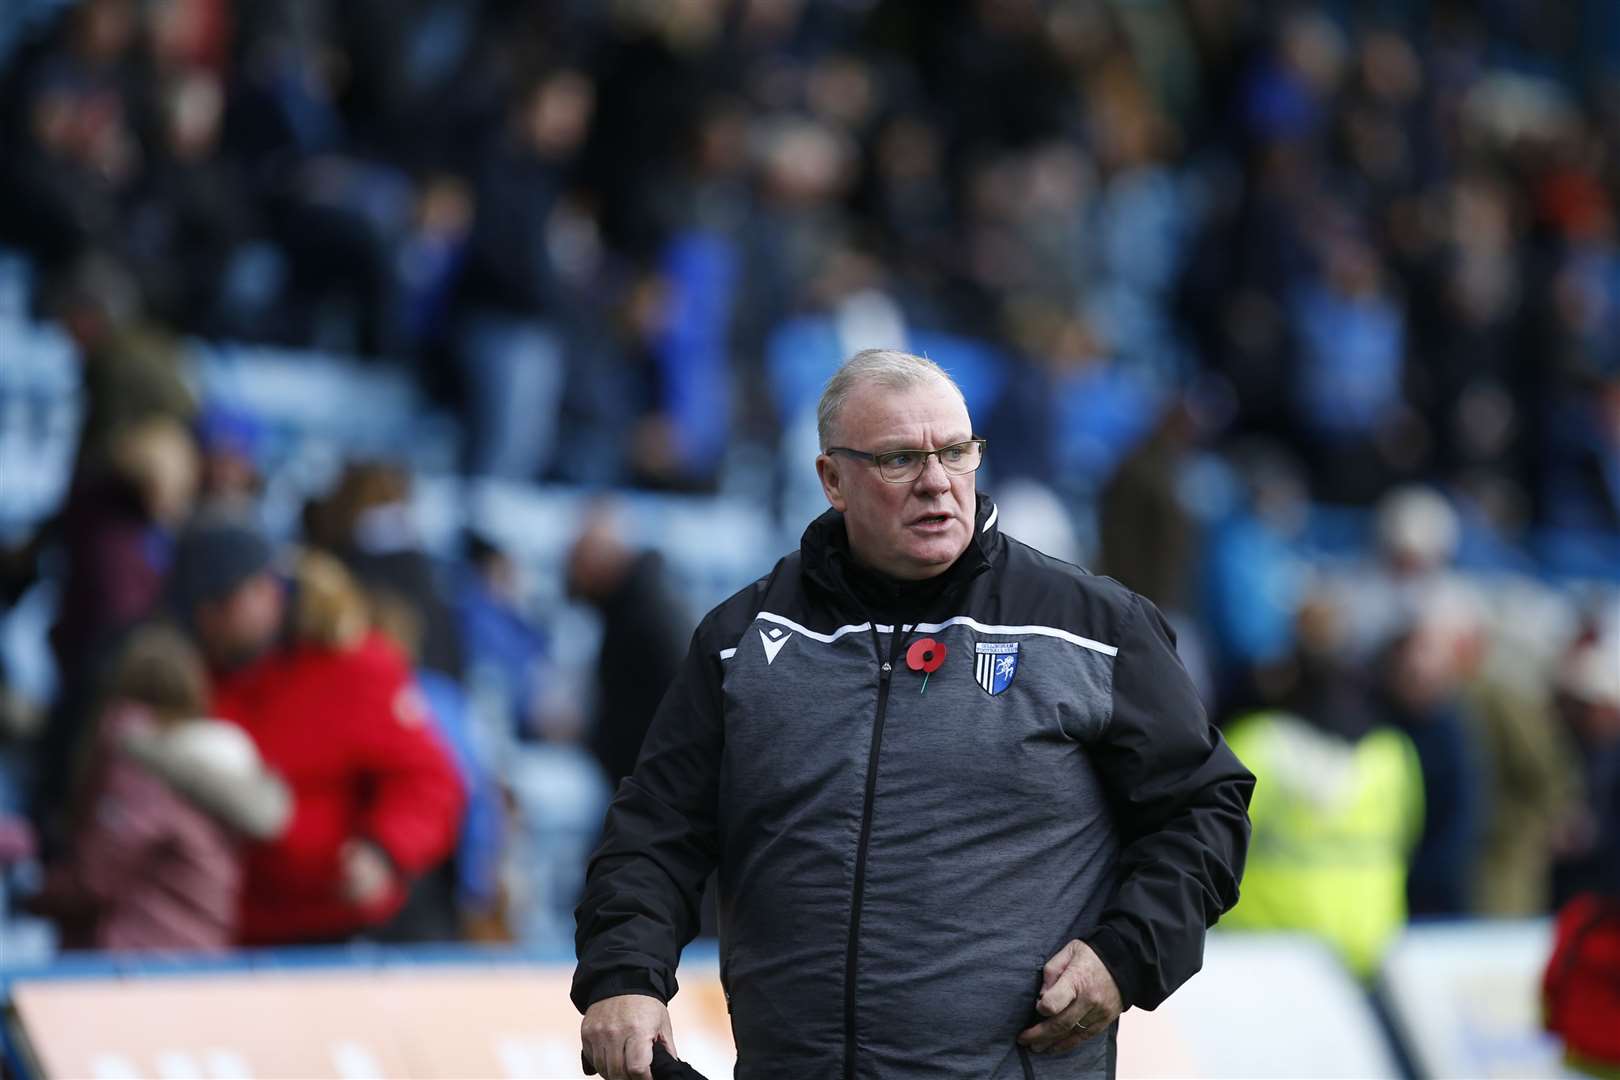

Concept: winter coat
[[587, 552, 689, 790], [212, 631, 464, 944], [45, 705, 242, 951], [574, 496, 1253, 1079]]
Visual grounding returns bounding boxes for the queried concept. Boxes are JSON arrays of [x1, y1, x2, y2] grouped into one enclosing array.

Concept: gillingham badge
[[974, 641, 1019, 696]]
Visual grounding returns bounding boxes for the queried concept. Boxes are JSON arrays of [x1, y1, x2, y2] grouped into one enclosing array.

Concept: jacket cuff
[[1083, 925, 1142, 1012], [571, 968, 673, 1014]]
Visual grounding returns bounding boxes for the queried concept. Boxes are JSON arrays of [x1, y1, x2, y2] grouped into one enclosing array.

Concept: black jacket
[[574, 495, 1253, 1079]]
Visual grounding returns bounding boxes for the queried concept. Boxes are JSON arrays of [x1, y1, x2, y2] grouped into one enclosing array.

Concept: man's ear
[[816, 453, 847, 512]]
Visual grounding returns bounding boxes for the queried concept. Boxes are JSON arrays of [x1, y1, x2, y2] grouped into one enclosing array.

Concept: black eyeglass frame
[[824, 438, 988, 483]]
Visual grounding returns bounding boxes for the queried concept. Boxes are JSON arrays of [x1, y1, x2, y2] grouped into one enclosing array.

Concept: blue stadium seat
[[0, 316, 80, 538], [189, 342, 462, 481], [764, 315, 845, 429], [906, 330, 1009, 423]]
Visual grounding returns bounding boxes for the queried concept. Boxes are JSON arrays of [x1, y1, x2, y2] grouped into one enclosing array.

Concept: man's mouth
[[910, 513, 953, 529]]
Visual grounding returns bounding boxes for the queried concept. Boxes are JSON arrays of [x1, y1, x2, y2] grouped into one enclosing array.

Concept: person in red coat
[[170, 513, 465, 945]]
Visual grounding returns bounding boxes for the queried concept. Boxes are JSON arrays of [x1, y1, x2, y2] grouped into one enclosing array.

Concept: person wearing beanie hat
[[170, 514, 274, 608], [168, 518, 465, 945], [168, 512, 283, 673]]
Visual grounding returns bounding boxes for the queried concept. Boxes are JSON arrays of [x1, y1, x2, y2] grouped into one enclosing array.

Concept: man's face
[[196, 571, 285, 670], [816, 376, 976, 580]]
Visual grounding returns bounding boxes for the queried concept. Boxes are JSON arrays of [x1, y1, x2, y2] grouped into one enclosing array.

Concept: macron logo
[[759, 627, 793, 665]]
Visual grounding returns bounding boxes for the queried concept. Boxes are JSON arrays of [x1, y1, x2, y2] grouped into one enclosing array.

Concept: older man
[[574, 350, 1253, 1079]]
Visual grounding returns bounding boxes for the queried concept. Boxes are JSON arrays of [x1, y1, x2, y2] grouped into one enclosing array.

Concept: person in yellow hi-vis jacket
[[1220, 696, 1423, 978]]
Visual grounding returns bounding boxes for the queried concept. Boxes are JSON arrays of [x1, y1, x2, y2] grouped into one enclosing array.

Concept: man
[[574, 350, 1253, 1079], [566, 504, 691, 791], [170, 514, 465, 944]]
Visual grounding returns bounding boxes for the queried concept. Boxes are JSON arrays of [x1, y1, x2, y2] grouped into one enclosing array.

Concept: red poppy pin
[[905, 637, 947, 693]]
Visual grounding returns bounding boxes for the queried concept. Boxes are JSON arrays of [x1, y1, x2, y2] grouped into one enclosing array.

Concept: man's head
[[169, 514, 284, 670], [109, 415, 199, 528], [566, 503, 635, 605], [815, 349, 978, 580]]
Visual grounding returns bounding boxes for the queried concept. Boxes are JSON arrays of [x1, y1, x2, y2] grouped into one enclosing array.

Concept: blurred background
[[0, 0, 1617, 1077]]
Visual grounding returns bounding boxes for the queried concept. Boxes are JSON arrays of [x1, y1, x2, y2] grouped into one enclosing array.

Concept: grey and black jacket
[[574, 495, 1254, 1079]]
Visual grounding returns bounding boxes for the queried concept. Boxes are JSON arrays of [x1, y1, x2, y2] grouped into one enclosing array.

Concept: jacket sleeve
[[571, 619, 727, 1013], [121, 723, 292, 840], [350, 659, 467, 876], [72, 757, 172, 903], [1082, 593, 1254, 1010]]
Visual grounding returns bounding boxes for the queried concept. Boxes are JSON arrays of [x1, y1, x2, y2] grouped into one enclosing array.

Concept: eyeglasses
[[825, 438, 987, 483]]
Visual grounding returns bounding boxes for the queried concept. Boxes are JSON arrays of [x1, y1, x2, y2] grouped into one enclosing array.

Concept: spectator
[[1220, 600, 1422, 978], [455, 524, 611, 945], [50, 415, 198, 684], [1542, 376, 1620, 536], [303, 461, 463, 679], [33, 415, 199, 849], [1375, 600, 1491, 918], [123, 67, 259, 336], [0, 0, 144, 273], [452, 67, 594, 480], [1201, 440, 1311, 709], [34, 624, 287, 952], [1551, 623, 1620, 907], [192, 402, 266, 512], [1542, 624, 1620, 1080], [455, 531, 549, 743], [1288, 232, 1412, 504], [49, 253, 196, 484], [1098, 399, 1200, 615], [1465, 630, 1585, 917], [1543, 884, 1620, 1079], [369, 589, 506, 941], [566, 506, 690, 792], [1321, 484, 1469, 660], [1097, 397, 1213, 697], [169, 514, 464, 946]]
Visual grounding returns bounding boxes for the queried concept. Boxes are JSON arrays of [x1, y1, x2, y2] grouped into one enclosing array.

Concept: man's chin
[[901, 531, 970, 574]]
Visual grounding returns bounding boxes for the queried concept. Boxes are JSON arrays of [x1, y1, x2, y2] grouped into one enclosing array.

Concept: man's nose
[[914, 453, 952, 493]]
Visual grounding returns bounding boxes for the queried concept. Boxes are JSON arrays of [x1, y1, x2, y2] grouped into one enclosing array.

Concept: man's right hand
[[580, 994, 677, 1080]]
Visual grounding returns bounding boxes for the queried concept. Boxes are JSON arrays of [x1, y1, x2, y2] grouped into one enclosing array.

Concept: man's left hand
[[1017, 939, 1124, 1055], [339, 838, 397, 906]]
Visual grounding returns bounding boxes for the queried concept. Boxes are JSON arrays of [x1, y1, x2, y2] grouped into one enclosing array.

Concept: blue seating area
[[0, 316, 78, 542], [3, 303, 1615, 591], [2, 305, 1617, 595]]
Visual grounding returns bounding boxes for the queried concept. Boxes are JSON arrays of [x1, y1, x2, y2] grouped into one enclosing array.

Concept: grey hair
[[816, 349, 966, 450]]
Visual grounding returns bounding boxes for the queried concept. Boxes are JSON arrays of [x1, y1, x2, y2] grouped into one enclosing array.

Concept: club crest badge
[[974, 641, 1019, 696]]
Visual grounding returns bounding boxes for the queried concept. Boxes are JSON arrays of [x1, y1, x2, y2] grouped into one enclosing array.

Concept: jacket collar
[[800, 492, 1002, 613]]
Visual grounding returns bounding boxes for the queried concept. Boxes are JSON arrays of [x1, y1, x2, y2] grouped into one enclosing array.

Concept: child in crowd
[[34, 624, 288, 951]]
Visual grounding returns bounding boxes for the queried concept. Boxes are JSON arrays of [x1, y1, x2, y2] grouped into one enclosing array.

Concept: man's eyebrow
[[870, 436, 973, 454]]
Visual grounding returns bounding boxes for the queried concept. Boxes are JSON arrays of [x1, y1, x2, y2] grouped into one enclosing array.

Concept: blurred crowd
[[0, 0, 1617, 987], [4, 0, 1620, 508]]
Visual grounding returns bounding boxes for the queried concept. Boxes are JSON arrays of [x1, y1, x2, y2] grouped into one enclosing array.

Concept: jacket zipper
[[844, 627, 904, 1080]]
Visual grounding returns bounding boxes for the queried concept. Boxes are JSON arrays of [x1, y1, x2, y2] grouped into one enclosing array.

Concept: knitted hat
[[168, 513, 273, 612]]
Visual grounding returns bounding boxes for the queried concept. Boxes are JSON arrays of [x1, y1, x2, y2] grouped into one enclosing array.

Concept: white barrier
[[1379, 919, 1582, 1079], [1122, 932, 1399, 1078]]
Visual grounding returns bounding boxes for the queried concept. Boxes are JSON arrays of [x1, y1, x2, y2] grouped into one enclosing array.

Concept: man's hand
[[581, 994, 677, 1080], [1017, 939, 1124, 1055], [338, 839, 396, 906]]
